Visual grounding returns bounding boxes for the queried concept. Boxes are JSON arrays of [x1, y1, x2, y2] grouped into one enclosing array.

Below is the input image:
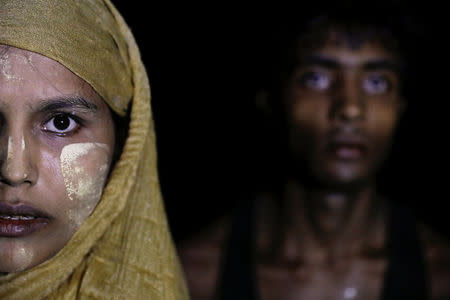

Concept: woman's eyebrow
[[34, 96, 98, 113]]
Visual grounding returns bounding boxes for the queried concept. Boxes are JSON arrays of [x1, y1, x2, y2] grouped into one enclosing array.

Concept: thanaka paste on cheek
[[60, 143, 110, 228]]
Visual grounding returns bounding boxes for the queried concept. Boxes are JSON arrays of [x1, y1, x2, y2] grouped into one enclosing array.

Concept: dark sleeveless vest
[[217, 198, 429, 300]]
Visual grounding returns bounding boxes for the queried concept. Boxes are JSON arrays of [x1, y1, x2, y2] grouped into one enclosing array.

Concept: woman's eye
[[363, 74, 390, 95], [299, 72, 332, 91], [43, 114, 79, 134]]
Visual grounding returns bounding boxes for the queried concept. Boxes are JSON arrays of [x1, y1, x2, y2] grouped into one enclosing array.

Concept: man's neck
[[297, 182, 374, 240], [277, 180, 382, 260]]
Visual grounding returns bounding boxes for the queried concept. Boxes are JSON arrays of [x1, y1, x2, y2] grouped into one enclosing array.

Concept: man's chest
[[257, 256, 387, 300]]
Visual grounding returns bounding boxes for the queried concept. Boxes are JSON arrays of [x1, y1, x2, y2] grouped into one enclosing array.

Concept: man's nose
[[0, 133, 38, 187], [330, 77, 365, 122]]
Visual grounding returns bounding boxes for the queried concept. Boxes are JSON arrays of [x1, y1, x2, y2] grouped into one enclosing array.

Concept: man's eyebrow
[[298, 55, 340, 69], [363, 59, 402, 72], [297, 55, 401, 73], [35, 96, 98, 113]]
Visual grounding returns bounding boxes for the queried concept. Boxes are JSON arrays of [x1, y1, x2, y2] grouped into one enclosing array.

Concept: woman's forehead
[[0, 45, 104, 108], [1, 45, 81, 84]]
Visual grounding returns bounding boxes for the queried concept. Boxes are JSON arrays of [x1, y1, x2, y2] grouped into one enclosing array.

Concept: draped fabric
[[0, 0, 188, 299]]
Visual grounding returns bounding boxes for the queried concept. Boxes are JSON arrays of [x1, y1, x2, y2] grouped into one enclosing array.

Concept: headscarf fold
[[0, 0, 188, 299]]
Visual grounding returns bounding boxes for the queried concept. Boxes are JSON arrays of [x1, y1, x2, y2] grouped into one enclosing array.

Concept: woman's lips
[[0, 203, 51, 238]]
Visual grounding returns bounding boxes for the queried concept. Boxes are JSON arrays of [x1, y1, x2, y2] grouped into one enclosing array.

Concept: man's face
[[0, 46, 115, 273], [284, 34, 404, 188]]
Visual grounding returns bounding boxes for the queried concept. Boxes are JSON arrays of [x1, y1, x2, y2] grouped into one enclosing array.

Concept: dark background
[[112, 2, 449, 242]]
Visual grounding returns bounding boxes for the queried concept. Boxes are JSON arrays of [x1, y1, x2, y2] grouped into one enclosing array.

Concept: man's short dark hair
[[260, 6, 423, 103]]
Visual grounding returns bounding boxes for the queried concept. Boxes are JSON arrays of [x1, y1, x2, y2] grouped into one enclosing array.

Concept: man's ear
[[398, 96, 407, 117], [255, 89, 273, 117]]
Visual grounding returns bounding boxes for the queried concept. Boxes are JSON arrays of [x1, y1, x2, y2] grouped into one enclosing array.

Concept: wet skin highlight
[[0, 45, 115, 273]]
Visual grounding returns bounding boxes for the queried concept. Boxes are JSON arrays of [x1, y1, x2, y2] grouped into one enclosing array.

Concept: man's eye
[[299, 72, 332, 91], [363, 74, 390, 95], [43, 114, 79, 134]]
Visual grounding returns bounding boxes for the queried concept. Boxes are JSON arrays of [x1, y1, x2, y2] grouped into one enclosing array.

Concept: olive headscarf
[[0, 0, 188, 299]]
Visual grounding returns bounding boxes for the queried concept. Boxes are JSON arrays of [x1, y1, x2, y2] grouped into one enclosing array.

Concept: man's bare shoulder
[[419, 224, 450, 300], [178, 215, 232, 300], [178, 215, 232, 262]]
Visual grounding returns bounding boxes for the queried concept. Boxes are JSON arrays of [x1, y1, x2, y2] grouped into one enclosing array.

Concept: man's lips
[[0, 203, 51, 238], [330, 143, 367, 159], [326, 134, 369, 160]]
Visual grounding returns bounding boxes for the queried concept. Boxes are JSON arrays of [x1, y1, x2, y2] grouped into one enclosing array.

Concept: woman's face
[[0, 46, 115, 273]]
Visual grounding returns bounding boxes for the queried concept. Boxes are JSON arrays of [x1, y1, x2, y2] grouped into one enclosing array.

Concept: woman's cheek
[[59, 143, 110, 228]]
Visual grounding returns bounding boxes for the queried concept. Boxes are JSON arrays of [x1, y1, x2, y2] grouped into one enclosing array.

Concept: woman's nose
[[0, 134, 37, 186]]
